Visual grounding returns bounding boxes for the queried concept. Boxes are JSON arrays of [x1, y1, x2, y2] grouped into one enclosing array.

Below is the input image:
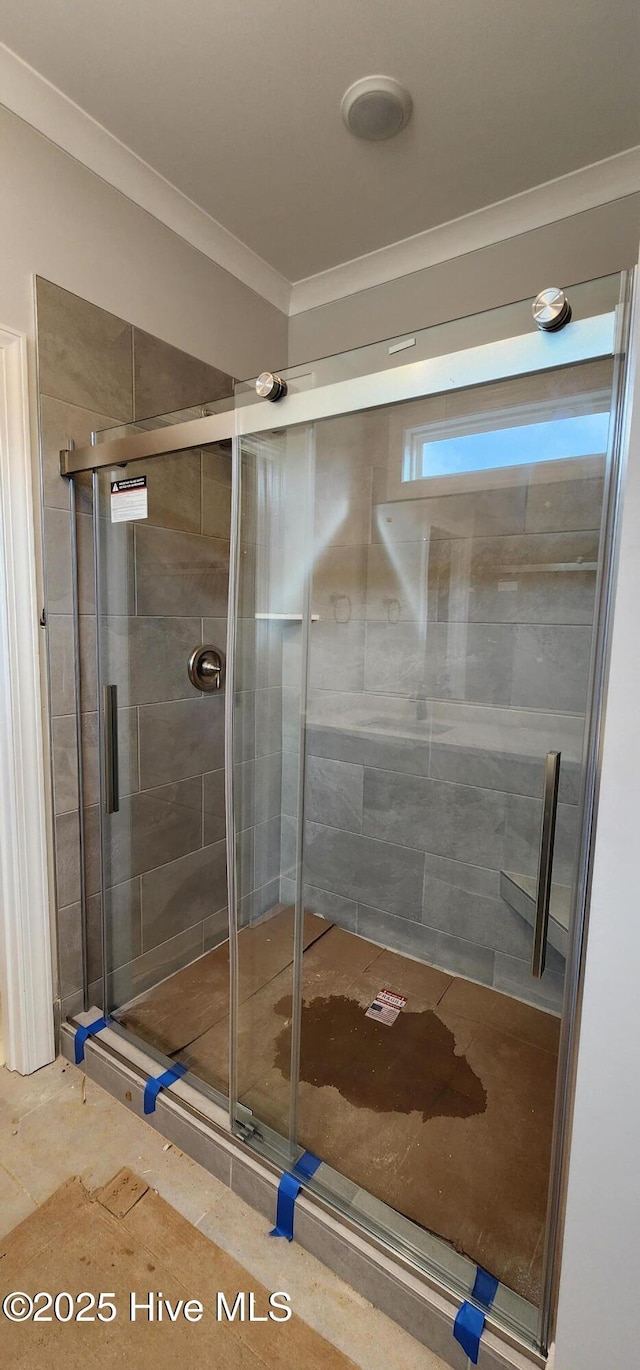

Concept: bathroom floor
[[0, 1059, 446, 1370], [118, 906, 560, 1305]]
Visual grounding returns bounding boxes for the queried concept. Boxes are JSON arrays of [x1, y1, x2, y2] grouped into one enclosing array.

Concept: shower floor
[[117, 905, 560, 1304]]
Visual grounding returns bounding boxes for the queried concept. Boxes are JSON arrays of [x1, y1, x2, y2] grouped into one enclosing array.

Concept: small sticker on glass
[[110, 475, 148, 522]]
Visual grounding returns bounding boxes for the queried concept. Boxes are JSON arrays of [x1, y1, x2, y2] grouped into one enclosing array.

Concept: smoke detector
[[341, 76, 413, 141]]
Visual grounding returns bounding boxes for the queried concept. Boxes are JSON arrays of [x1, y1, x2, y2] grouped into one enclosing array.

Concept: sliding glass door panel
[[92, 446, 232, 1105]]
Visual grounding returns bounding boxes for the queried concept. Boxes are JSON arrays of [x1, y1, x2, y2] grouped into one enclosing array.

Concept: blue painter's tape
[[472, 1267, 499, 1308], [270, 1151, 322, 1240], [453, 1302, 486, 1365], [293, 1150, 321, 1180], [270, 1172, 300, 1241], [143, 1061, 188, 1115], [74, 1016, 111, 1064]]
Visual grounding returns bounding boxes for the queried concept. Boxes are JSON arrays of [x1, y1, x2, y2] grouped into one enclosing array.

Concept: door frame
[[0, 323, 55, 1074]]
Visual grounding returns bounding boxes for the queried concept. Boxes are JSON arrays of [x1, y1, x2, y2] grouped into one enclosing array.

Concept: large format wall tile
[[39, 394, 118, 513], [524, 473, 604, 534], [104, 778, 203, 886], [36, 278, 133, 419], [141, 841, 227, 949], [202, 448, 232, 539], [312, 544, 368, 622], [52, 708, 137, 815], [461, 530, 599, 626], [255, 687, 283, 758], [203, 768, 227, 844], [102, 616, 201, 705], [304, 821, 425, 919], [305, 755, 364, 834], [42, 508, 95, 616], [47, 615, 97, 717], [504, 794, 578, 886], [133, 328, 232, 419], [363, 622, 427, 697], [95, 881, 143, 980], [129, 450, 203, 533], [54, 805, 100, 908], [356, 904, 495, 987], [363, 768, 507, 869], [234, 753, 282, 832], [253, 815, 282, 890], [372, 485, 527, 543], [309, 620, 366, 692], [135, 524, 229, 617], [365, 539, 438, 624], [306, 692, 431, 777], [493, 952, 564, 1012], [109, 924, 204, 1006], [511, 624, 592, 712], [428, 703, 584, 804], [422, 866, 532, 959], [138, 695, 225, 788]]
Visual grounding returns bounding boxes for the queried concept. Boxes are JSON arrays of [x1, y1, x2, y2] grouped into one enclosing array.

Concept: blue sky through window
[[405, 411, 610, 481]]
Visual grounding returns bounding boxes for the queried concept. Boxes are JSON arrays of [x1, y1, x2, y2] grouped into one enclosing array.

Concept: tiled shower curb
[[60, 1020, 543, 1370]]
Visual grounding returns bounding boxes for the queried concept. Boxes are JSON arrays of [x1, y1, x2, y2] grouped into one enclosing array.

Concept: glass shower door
[[228, 284, 622, 1355], [93, 445, 232, 1098], [291, 355, 613, 1323]]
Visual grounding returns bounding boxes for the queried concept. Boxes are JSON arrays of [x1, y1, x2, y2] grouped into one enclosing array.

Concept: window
[[402, 405, 610, 484]]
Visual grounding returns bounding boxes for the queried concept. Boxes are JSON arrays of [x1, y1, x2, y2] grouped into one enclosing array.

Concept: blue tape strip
[[74, 1016, 111, 1064], [293, 1150, 321, 1180], [270, 1151, 322, 1240], [472, 1267, 499, 1308], [270, 1172, 300, 1241], [143, 1061, 187, 1115], [453, 1302, 486, 1365]]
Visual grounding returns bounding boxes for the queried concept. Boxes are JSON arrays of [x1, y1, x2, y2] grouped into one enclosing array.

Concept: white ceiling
[[0, 0, 638, 286]]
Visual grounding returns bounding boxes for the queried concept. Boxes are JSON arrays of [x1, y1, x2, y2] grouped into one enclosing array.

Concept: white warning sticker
[[365, 987, 407, 1026], [110, 475, 148, 522]]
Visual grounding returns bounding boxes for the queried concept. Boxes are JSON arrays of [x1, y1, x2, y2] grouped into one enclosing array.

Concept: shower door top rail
[[60, 311, 616, 476]]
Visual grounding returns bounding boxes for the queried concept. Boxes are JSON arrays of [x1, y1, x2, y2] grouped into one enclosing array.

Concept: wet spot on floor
[[273, 993, 486, 1122]]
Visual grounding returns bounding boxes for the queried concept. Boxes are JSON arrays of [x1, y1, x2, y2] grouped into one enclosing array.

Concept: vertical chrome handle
[[103, 684, 119, 815], [532, 751, 561, 979]]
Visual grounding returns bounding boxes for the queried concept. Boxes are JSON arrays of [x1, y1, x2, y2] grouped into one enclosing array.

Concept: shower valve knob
[[188, 644, 225, 692], [255, 371, 288, 402]]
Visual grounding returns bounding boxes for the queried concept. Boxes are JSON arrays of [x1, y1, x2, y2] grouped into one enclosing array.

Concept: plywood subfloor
[[117, 908, 561, 1305], [0, 1168, 356, 1368]]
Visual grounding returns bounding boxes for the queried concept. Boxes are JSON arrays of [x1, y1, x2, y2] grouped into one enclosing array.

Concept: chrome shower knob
[[255, 371, 288, 402], [188, 644, 225, 692], [532, 287, 572, 332]]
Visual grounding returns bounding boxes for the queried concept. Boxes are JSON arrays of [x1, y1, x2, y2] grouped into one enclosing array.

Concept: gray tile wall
[[36, 277, 235, 1016], [280, 375, 610, 1012]]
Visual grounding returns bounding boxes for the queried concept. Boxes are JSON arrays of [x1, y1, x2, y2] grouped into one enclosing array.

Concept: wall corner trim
[[0, 323, 55, 1073], [289, 147, 640, 315], [0, 41, 292, 316]]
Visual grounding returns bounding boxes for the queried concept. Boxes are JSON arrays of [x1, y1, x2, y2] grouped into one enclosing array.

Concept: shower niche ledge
[[500, 870, 570, 960]]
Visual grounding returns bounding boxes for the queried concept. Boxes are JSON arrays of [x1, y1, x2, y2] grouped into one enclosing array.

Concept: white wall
[[0, 104, 288, 378], [553, 267, 640, 1370], [288, 196, 640, 363]]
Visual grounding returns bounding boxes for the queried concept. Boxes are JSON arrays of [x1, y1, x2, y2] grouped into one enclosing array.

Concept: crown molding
[[0, 42, 292, 315], [289, 146, 640, 315], [1, 41, 638, 323]]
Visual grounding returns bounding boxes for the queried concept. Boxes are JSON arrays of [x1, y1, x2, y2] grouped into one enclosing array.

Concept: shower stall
[[60, 272, 634, 1360]]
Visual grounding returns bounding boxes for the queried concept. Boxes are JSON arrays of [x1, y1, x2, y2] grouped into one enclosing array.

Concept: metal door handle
[[103, 684, 119, 814], [531, 751, 561, 979]]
